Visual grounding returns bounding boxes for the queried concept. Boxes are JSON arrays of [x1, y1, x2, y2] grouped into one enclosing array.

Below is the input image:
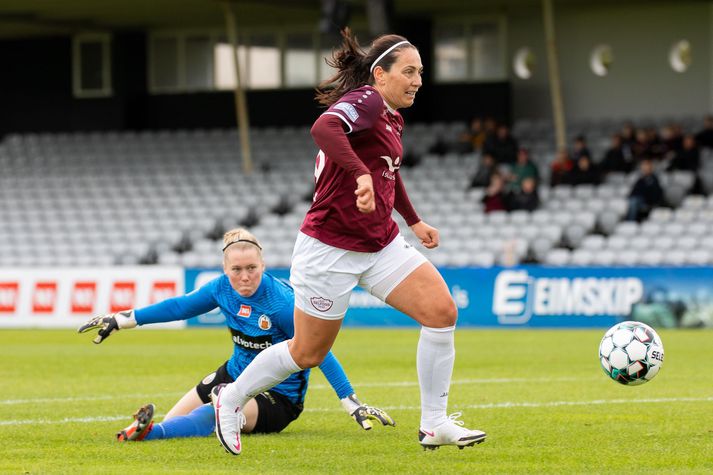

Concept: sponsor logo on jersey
[[310, 296, 334, 312], [0, 282, 19, 313], [334, 102, 359, 122], [238, 304, 251, 318], [33, 281, 57, 313], [230, 328, 273, 351], [110, 281, 136, 313], [258, 314, 272, 330], [71, 281, 96, 313]]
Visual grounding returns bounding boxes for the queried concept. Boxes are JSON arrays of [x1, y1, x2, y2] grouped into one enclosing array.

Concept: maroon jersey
[[301, 85, 419, 252]]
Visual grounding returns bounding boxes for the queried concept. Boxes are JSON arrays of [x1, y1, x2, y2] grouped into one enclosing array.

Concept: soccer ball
[[598, 321, 664, 385]]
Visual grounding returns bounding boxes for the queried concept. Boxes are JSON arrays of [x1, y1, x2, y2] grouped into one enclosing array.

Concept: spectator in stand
[[668, 134, 700, 172], [620, 122, 637, 150], [571, 135, 592, 161], [599, 134, 634, 175], [668, 134, 706, 195], [481, 173, 509, 213], [457, 117, 487, 154], [468, 152, 497, 188], [660, 124, 683, 159], [670, 123, 685, 153], [631, 129, 653, 160], [507, 148, 539, 192], [695, 115, 713, 149], [566, 154, 600, 186], [484, 124, 519, 164], [550, 148, 573, 186], [483, 116, 498, 142], [646, 127, 666, 159], [508, 176, 540, 212], [626, 159, 664, 221]]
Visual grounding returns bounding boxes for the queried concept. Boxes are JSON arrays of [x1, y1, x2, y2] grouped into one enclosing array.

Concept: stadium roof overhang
[[0, 0, 679, 39]]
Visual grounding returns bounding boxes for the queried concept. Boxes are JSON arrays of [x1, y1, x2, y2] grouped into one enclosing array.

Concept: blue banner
[[185, 266, 713, 328]]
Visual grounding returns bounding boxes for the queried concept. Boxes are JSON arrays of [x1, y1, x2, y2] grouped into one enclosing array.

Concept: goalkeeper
[[78, 228, 394, 442]]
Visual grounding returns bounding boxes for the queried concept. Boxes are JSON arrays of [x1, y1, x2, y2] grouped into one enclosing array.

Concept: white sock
[[220, 340, 302, 410], [417, 325, 456, 429]]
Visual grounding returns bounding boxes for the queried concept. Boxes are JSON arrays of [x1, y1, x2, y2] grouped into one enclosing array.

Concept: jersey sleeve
[[318, 351, 355, 400], [322, 87, 383, 135], [311, 114, 371, 179], [134, 277, 219, 325], [394, 173, 420, 226]]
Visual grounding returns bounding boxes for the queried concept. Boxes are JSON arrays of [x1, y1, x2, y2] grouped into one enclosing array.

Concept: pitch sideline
[[2, 396, 712, 426], [0, 377, 587, 406]]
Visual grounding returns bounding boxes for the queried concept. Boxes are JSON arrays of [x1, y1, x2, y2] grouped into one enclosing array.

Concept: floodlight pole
[[542, 0, 567, 151], [223, 1, 253, 175]]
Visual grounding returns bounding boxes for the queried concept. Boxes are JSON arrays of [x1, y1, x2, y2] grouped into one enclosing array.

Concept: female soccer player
[[79, 228, 394, 442], [214, 30, 486, 455]]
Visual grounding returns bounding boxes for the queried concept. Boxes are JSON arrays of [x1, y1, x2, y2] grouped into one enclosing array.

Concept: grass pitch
[[1, 327, 711, 474]]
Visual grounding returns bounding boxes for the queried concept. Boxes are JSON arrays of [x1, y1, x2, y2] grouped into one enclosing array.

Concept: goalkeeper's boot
[[214, 385, 246, 455], [209, 383, 228, 406], [419, 412, 486, 450], [117, 404, 155, 442]]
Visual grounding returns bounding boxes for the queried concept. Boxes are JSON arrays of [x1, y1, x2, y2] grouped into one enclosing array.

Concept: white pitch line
[[1, 397, 712, 426], [310, 376, 589, 390], [0, 392, 185, 406], [0, 377, 587, 406]]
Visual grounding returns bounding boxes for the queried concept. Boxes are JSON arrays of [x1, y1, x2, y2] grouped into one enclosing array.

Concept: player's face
[[375, 47, 423, 110], [223, 247, 265, 297]]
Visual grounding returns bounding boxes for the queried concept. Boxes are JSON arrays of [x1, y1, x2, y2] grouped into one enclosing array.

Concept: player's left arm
[[394, 173, 439, 249], [318, 352, 396, 430]]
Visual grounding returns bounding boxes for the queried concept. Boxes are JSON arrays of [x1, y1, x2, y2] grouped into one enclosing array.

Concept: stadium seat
[[597, 210, 620, 235], [564, 223, 588, 248], [543, 248, 570, 266], [687, 249, 711, 265], [617, 250, 640, 266], [639, 250, 664, 266], [591, 249, 616, 266], [614, 221, 639, 237], [661, 249, 688, 266], [581, 234, 606, 250], [570, 249, 594, 266]]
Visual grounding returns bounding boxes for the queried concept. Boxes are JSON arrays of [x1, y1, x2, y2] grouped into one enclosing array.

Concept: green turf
[[1, 327, 712, 474]]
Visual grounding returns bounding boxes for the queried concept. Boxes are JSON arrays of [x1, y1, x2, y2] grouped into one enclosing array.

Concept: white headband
[[369, 40, 411, 74]]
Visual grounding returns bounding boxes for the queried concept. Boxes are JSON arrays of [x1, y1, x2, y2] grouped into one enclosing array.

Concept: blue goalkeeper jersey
[[134, 272, 353, 405]]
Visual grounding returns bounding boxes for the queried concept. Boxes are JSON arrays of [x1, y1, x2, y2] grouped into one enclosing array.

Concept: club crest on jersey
[[310, 296, 334, 312], [238, 304, 251, 318], [381, 155, 401, 180], [258, 314, 272, 330]]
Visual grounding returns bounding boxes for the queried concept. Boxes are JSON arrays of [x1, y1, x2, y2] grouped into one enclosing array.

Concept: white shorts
[[290, 232, 428, 320]]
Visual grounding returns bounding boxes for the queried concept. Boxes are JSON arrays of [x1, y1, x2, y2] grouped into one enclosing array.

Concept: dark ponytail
[[315, 28, 412, 107]]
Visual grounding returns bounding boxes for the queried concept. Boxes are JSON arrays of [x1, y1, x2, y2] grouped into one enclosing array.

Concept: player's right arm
[[78, 277, 220, 344], [310, 87, 382, 213]]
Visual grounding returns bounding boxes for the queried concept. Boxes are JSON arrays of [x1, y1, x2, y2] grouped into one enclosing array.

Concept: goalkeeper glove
[[340, 394, 395, 430], [77, 310, 137, 344]]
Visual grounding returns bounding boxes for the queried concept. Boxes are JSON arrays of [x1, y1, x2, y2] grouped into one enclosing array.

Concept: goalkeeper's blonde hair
[[222, 228, 263, 257]]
